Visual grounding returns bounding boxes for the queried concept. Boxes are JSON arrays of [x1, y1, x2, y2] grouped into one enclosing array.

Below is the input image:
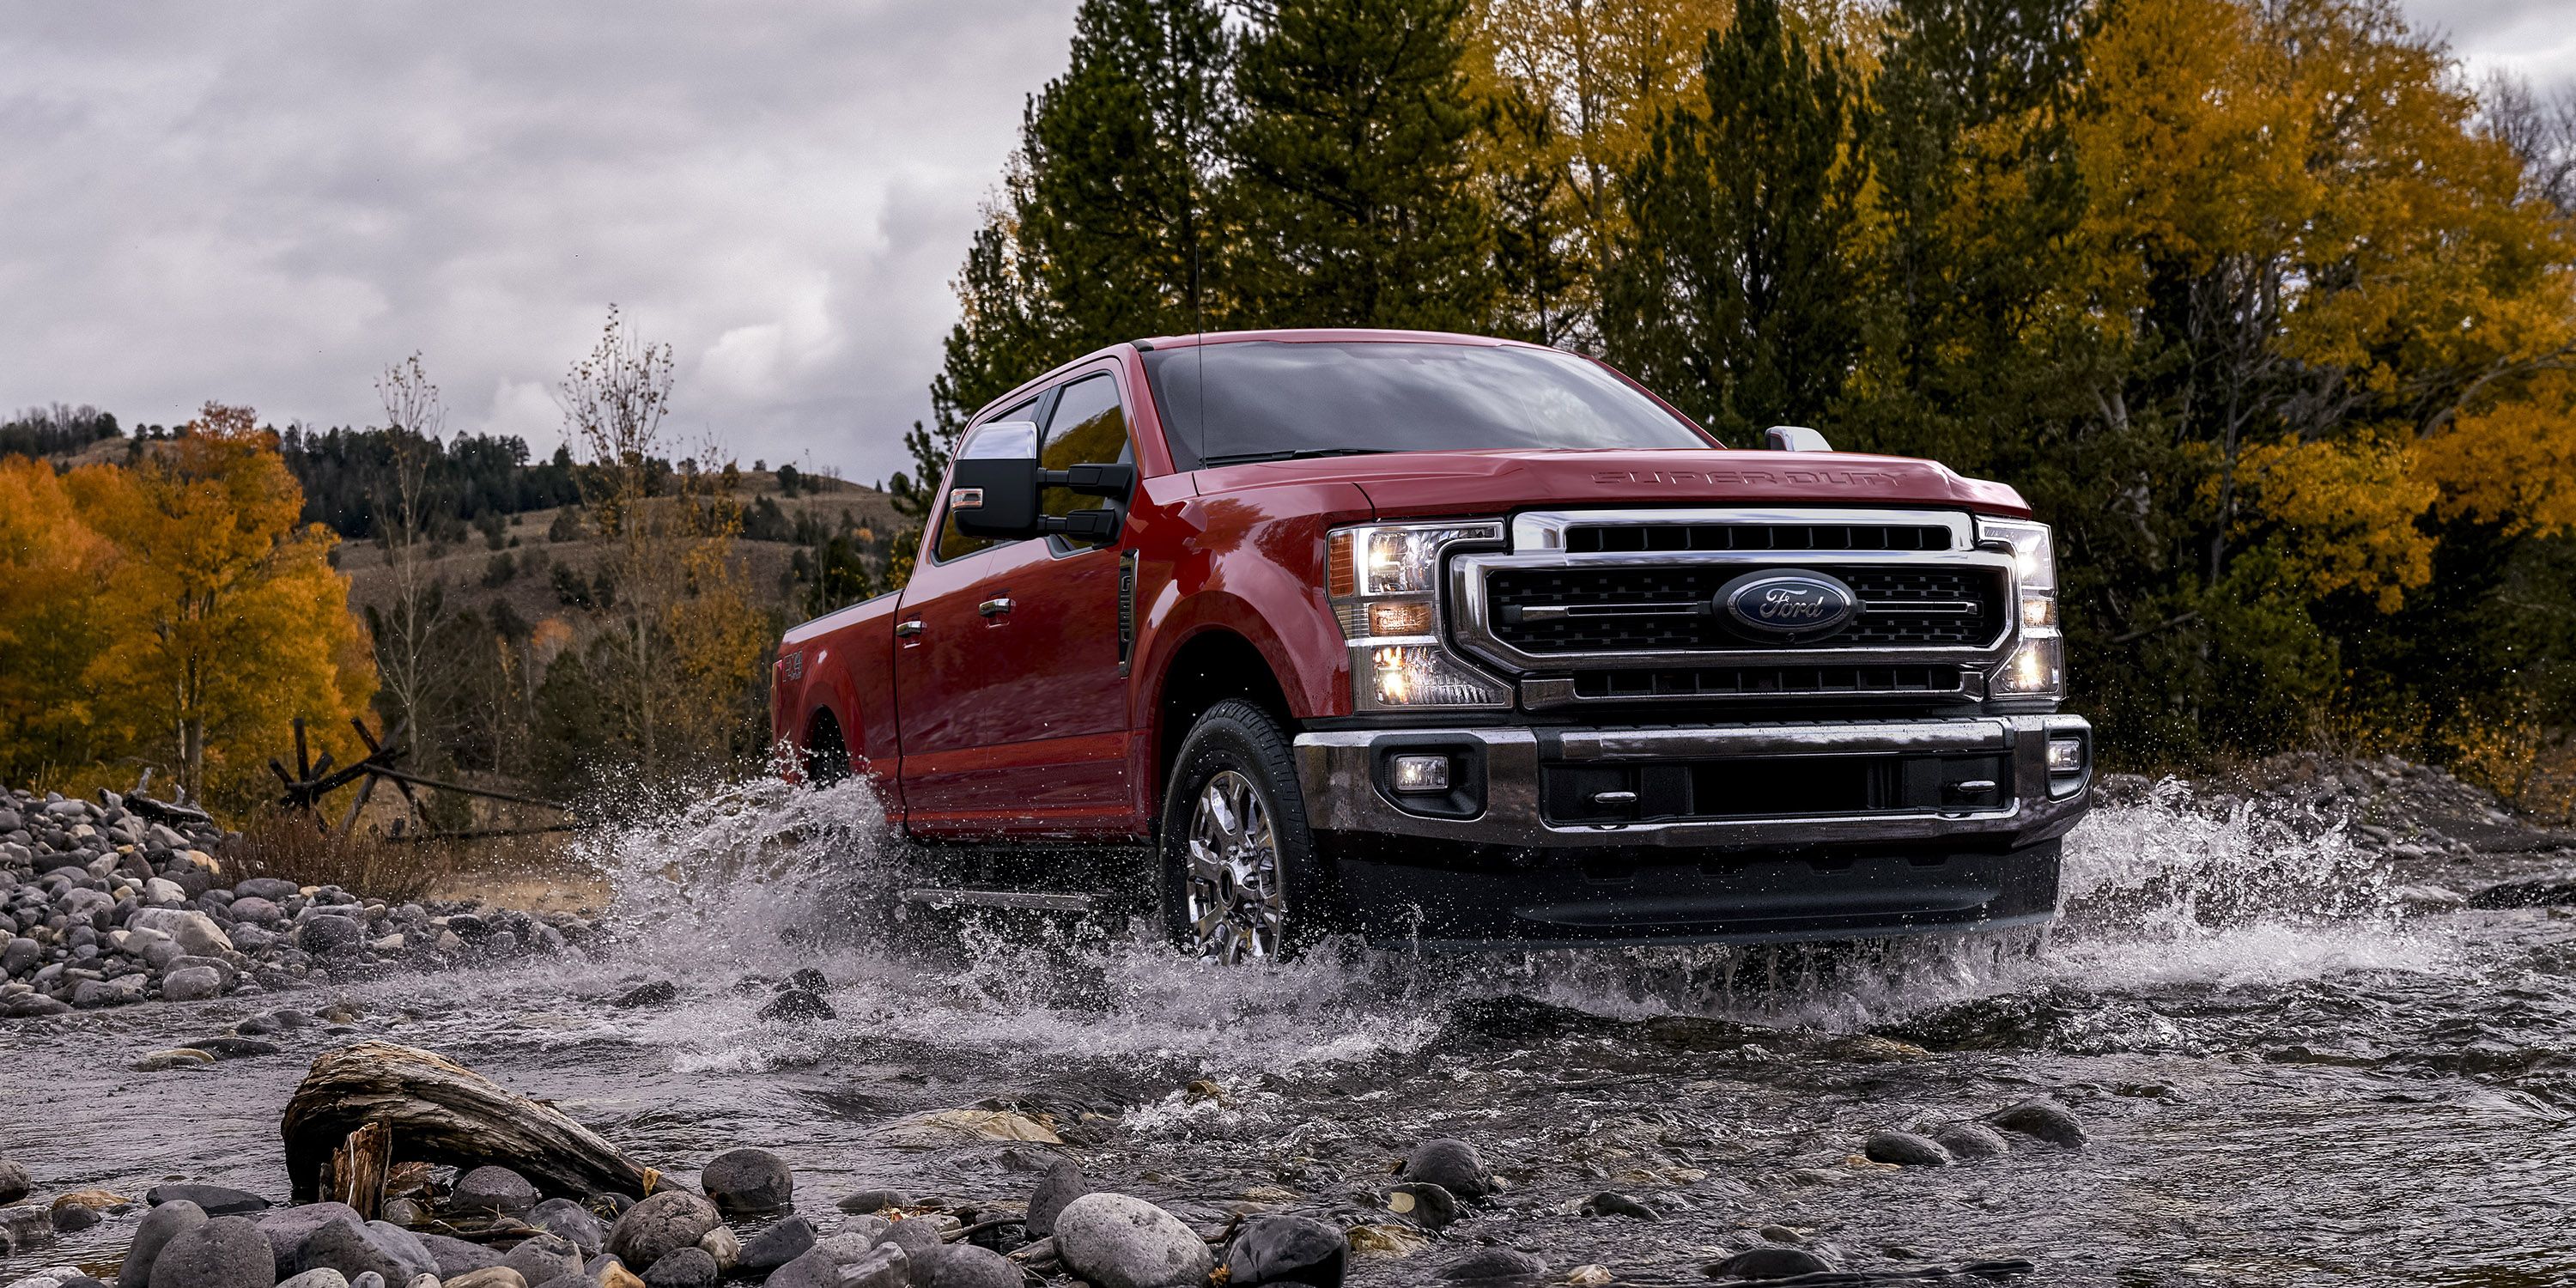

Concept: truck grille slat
[[1564, 522, 1951, 555], [1571, 665, 1964, 700], [1490, 565, 2004, 653]]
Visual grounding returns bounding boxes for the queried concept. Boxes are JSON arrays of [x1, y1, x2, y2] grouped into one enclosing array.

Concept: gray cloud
[[0, 0, 2560, 483]]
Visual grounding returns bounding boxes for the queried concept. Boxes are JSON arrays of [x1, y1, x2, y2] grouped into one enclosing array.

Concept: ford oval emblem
[[1718, 569, 1858, 640]]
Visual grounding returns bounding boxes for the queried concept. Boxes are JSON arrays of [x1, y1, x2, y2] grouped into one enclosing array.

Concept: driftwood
[[330, 1120, 392, 1219], [283, 1042, 652, 1202]]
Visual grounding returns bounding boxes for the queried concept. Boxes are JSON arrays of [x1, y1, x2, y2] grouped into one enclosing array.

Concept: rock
[[1222, 1215, 1345, 1288], [1024, 1160, 1088, 1239], [179, 1037, 278, 1061], [785, 968, 829, 993], [756, 1248, 835, 1288], [2464, 879, 2576, 909], [295, 918, 365, 958], [452, 1167, 541, 1217], [755, 990, 833, 1022], [876, 1218, 944, 1261], [1383, 1182, 1456, 1228], [832, 1191, 907, 1216], [610, 981, 677, 1009], [413, 1233, 501, 1278], [639, 1249, 715, 1288], [51, 1205, 100, 1234], [2, 939, 36, 976], [829, 1245, 906, 1288], [1863, 1130, 1954, 1167], [1579, 1192, 1659, 1221], [376, 1200, 423, 1230], [0, 1159, 33, 1205], [734, 1218, 814, 1273], [1989, 1098, 2088, 1146], [501, 1235, 582, 1288], [1400, 1139, 1494, 1199], [125, 908, 232, 956], [136, 1048, 218, 1072], [1706, 1246, 1836, 1279], [120, 1200, 210, 1288], [254, 1204, 362, 1279], [272, 1272, 347, 1288], [525, 1200, 606, 1257], [162, 967, 226, 1003], [1431, 1248, 1546, 1285], [887, 1109, 1060, 1146], [235, 878, 301, 902], [149, 1185, 272, 1218], [602, 1193, 720, 1272], [1931, 1121, 2013, 1158], [148, 1215, 275, 1288], [443, 1272, 526, 1288], [692, 1228, 737, 1274], [1053, 1193, 1214, 1288], [696, 1149, 791, 1216], [293, 1218, 438, 1284], [907, 1244, 1019, 1288]]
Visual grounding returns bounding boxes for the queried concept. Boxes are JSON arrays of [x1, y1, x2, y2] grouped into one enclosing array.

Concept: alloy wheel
[[1182, 769, 1284, 963]]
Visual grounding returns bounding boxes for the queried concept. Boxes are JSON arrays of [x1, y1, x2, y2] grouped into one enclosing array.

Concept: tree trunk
[[282, 1041, 653, 1202]]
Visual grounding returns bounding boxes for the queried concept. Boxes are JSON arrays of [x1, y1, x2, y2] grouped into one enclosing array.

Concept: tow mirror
[[949, 420, 1139, 543]]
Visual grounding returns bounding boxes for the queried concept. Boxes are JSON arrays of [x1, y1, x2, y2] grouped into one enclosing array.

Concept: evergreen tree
[[1227, 0, 1498, 330], [1599, 0, 1865, 440]]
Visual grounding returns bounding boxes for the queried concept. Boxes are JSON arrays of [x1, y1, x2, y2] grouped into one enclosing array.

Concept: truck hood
[[1190, 448, 2029, 519]]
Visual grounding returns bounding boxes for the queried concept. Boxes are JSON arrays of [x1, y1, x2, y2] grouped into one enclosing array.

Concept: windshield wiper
[[1198, 447, 1397, 466]]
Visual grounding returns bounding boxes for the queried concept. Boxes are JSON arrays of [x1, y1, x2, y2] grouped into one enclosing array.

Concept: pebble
[[1222, 1215, 1345, 1288], [1932, 1121, 2013, 1158], [734, 1218, 815, 1273], [120, 1201, 209, 1288], [604, 1193, 721, 1271], [1051, 1193, 1214, 1288], [1705, 1245, 1836, 1279], [1990, 1098, 2089, 1146], [453, 1166, 541, 1216], [147, 1215, 274, 1288], [1862, 1130, 1954, 1167], [697, 1148, 793, 1215], [1402, 1138, 1495, 1199], [161, 966, 225, 1003], [1023, 1160, 1088, 1239], [692, 1226, 738, 1273]]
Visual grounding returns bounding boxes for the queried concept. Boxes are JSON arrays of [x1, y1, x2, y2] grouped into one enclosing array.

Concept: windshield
[[1142, 340, 1714, 468]]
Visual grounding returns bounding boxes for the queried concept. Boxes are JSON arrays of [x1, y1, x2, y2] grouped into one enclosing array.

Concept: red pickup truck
[[772, 329, 2091, 963]]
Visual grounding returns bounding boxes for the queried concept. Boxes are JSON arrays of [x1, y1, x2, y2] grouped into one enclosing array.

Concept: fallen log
[[330, 1119, 391, 1219], [283, 1041, 653, 1202]]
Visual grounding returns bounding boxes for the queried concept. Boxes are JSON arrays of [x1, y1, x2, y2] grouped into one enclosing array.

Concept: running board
[[897, 887, 1096, 914]]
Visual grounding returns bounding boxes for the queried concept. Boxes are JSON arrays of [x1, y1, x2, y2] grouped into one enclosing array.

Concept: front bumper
[[1291, 714, 2091, 948]]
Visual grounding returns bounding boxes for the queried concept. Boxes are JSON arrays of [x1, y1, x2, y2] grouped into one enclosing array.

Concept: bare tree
[[2481, 72, 2576, 215], [372, 353, 450, 750], [558, 306, 682, 779]]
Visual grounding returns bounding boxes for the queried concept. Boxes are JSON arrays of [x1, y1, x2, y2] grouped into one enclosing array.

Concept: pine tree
[[1228, 0, 1498, 330], [1598, 0, 1865, 440]]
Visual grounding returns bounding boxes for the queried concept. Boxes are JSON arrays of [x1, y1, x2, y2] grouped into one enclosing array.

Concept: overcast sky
[[0, 1, 2565, 483]]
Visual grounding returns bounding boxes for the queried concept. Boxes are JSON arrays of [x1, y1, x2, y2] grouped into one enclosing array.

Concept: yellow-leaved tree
[[0, 457, 117, 786], [65, 404, 375, 809]]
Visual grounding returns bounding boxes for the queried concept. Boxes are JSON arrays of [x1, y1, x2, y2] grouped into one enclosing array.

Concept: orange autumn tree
[[0, 457, 118, 786], [64, 404, 375, 809]]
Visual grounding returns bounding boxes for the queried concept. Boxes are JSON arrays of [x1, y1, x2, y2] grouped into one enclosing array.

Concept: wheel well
[[803, 708, 853, 787], [1156, 630, 1294, 807]]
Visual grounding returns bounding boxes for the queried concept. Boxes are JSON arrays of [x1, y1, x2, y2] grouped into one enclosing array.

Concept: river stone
[[415, 1233, 501, 1278], [501, 1235, 581, 1288], [126, 908, 232, 956], [161, 967, 225, 1003], [1932, 1121, 2013, 1158], [1221, 1215, 1345, 1288], [444, 1272, 524, 1288], [603, 1193, 720, 1272], [0, 1159, 29, 1205], [1863, 1130, 1953, 1167], [525, 1200, 605, 1257], [255, 1204, 362, 1278], [638, 1249, 714, 1288], [295, 1218, 437, 1284], [1990, 1098, 2088, 1146], [452, 1167, 540, 1217], [148, 1215, 274, 1288], [755, 989, 833, 1022], [830, 1190, 907, 1216], [836, 1245, 906, 1288], [1705, 1246, 1835, 1279], [907, 1244, 1018, 1288], [348, 1274, 384, 1288], [1431, 1249, 1546, 1285], [694, 1228, 738, 1273], [148, 1186, 270, 1218], [1580, 1192, 1659, 1221], [1401, 1139, 1494, 1199], [295, 917, 364, 957], [52, 1206, 101, 1234], [273, 1271, 348, 1288], [1024, 1160, 1087, 1238], [3, 938, 36, 976], [696, 1149, 791, 1216], [868, 1218, 937, 1261], [733, 1218, 813, 1273], [119, 1200, 209, 1288], [1385, 1182, 1457, 1228], [1053, 1193, 1212, 1288]]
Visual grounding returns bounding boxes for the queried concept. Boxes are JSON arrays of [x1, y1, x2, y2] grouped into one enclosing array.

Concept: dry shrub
[[228, 809, 456, 903]]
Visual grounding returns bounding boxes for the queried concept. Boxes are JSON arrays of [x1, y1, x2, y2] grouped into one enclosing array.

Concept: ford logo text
[[1718, 570, 1859, 640]]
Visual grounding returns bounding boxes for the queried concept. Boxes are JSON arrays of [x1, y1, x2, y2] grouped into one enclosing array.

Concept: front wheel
[[1157, 699, 1323, 963]]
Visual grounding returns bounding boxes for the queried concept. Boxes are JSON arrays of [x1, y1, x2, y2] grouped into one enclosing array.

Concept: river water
[[3, 779, 2572, 1287]]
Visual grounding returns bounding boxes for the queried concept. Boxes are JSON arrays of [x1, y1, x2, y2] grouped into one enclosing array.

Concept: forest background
[[4, 0, 2575, 829]]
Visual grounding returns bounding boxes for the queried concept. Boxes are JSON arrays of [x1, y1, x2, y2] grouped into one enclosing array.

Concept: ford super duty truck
[[771, 329, 2092, 963]]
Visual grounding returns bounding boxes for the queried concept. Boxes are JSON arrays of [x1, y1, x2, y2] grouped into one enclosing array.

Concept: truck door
[[896, 373, 1137, 837]]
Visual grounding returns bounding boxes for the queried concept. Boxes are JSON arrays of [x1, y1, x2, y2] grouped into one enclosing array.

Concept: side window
[[1040, 374, 1133, 521], [934, 398, 1038, 562]]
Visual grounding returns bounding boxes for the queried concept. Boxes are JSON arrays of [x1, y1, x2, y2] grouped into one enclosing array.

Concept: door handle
[[979, 597, 1015, 618], [895, 619, 924, 638]]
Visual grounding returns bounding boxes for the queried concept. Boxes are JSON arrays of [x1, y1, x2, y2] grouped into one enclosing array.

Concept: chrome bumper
[[1292, 714, 2092, 850]]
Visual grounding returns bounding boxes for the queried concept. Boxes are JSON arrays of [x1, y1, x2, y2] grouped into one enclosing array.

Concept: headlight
[[1327, 520, 1508, 709], [1978, 517, 2063, 701]]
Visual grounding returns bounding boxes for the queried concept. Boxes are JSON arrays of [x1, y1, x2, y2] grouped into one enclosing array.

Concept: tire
[[1157, 698, 1324, 963]]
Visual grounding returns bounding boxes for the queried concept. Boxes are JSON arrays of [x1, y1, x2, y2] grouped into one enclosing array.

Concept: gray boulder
[[125, 908, 231, 956], [253, 1204, 362, 1279], [162, 966, 225, 1003], [502, 1234, 583, 1288], [876, 1218, 942, 1260], [294, 917, 364, 957], [147, 1215, 275, 1288], [908, 1244, 1019, 1288], [234, 878, 301, 902], [451, 1167, 540, 1217], [639, 1249, 716, 1288], [696, 1149, 791, 1216], [1990, 1098, 2088, 1146], [734, 1217, 813, 1273], [1024, 1159, 1087, 1239], [293, 1218, 436, 1284], [525, 1200, 606, 1257], [1431, 1248, 1547, 1285], [1221, 1215, 1344, 1288], [414, 1233, 501, 1278], [830, 1245, 906, 1288], [1052, 1193, 1212, 1288], [1705, 1246, 1835, 1279], [441, 1271, 524, 1288], [120, 1200, 210, 1288], [147, 1185, 270, 1218], [602, 1193, 720, 1272], [1932, 1120, 2013, 1158], [0, 1157, 34, 1204], [1401, 1139, 1494, 1199], [272, 1271, 348, 1288], [1862, 1130, 1953, 1167]]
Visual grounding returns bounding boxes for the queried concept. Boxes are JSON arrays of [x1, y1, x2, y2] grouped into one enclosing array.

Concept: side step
[[897, 887, 1096, 914]]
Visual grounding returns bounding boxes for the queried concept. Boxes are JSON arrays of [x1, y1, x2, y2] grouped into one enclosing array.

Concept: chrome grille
[[1488, 565, 2003, 653]]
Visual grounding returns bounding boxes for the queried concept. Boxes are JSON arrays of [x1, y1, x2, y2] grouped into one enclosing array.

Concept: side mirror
[[948, 419, 1140, 543], [1765, 425, 1833, 453]]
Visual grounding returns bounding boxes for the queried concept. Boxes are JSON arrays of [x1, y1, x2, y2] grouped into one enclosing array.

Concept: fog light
[[2048, 737, 2085, 774], [1390, 753, 1451, 793]]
